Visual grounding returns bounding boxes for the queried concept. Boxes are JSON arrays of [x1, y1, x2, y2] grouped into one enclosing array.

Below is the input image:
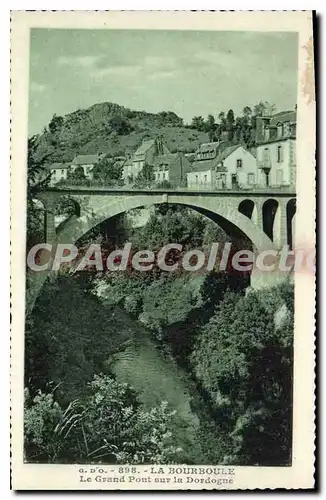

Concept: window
[[204, 174, 207, 183], [163, 172, 166, 180], [264, 127, 270, 141], [263, 147, 269, 163], [277, 124, 283, 138], [276, 169, 283, 185], [277, 145, 283, 163], [283, 123, 290, 135], [247, 173, 255, 185], [236, 159, 243, 169], [61, 169, 65, 174], [195, 175, 198, 184], [231, 174, 238, 188]]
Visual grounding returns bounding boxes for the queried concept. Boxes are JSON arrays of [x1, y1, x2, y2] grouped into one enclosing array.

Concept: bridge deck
[[45, 186, 296, 197]]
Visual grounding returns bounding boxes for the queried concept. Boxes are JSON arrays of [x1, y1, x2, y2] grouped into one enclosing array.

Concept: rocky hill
[[33, 102, 209, 164]]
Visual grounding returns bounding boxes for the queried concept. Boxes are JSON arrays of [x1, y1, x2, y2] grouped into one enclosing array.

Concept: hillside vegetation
[[34, 102, 209, 164]]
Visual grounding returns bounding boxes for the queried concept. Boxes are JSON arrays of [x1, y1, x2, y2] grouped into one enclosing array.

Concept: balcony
[[257, 158, 272, 171]]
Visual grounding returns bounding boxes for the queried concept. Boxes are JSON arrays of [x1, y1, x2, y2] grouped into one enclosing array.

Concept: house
[[153, 152, 191, 187], [187, 142, 257, 189], [216, 144, 258, 189], [122, 137, 170, 184], [48, 162, 71, 186], [255, 110, 296, 187], [71, 153, 104, 180], [187, 142, 222, 189]]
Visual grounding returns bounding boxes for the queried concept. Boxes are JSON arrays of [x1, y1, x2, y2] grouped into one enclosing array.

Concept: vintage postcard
[[11, 11, 315, 490]]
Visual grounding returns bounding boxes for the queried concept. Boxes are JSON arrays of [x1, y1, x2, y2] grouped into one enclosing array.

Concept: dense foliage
[[191, 282, 293, 465], [189, 101, 276, 147], [25, 375, 181, 464]]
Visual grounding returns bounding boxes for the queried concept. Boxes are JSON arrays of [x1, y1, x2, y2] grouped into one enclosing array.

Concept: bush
[[108, 116, 133, 135], [24, 375, 181, 464]]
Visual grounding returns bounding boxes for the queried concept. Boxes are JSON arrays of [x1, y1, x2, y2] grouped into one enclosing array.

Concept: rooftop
[[190, 160, 223, 173], [134, 139, 156, 157], [48, 162, 71, 170], [216, 144, 241, 163], [196, 141, 220, 154], [190, 144, 243, 172], [72, 154, 102, 165], [270, 110, 296, 126], [154, 153, 178, 165]]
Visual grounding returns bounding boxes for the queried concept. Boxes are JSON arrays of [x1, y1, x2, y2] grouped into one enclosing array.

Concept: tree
[[134, 164, 155, 188], [218, 111, 227, 128], [48, 114, 64, 135], [67, 166, 86, 183], [108, 115, 133, 135], [191, 285, 293, 465], [234, 116, 243, 142], [92, 156, 123, 186], [204, 114, 217, 141], [226, 109, 235, 141], [204, 114, 215, 132], [26, 135, 52, 249], [190, 116, 205, 131], [253, 101, 276, 117], [243, 106, 252, 119], [131, 206, 206, 251]]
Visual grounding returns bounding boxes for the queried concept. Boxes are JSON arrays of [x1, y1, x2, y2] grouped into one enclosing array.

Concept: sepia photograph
[[10, 10, 315, 490]]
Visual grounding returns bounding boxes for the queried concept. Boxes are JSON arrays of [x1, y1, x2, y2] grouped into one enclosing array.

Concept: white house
[[216, 145, 257, 189], [48, 162, 71, 186], [71, 153, 104, 180], [255, 110, 296, 187], [187, 142, 257, 189]]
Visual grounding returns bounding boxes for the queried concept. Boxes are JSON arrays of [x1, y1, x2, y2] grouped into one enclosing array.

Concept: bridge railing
[[43, 185, 296, 196]]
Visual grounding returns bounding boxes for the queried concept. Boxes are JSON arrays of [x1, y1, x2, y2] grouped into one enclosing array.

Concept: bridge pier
[[44, 206, 57, 243], [37, 194, 58, 244], [273, 198, 288, 250], [252, 198, 264, 232]]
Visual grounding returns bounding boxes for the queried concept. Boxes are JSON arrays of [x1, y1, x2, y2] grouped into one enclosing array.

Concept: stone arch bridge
[[37, 187, 296, 250], [28, 187, 296, 311]]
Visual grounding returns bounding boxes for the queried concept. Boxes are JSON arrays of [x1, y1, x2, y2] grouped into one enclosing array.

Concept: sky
[[28, 29, 298, 135]]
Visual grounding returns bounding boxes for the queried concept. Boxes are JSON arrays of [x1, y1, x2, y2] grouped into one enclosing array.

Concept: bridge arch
[[238, 199, 256, 220], [57, 194, 275, 252], [27, 192, 283, 313], [262, 198, 279, 242], [286, 198, 296, 249]]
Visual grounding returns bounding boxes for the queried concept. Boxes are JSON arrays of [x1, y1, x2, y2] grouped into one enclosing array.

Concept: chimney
[[255, 117, 264, 143], [156, 136, 164, 155]]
